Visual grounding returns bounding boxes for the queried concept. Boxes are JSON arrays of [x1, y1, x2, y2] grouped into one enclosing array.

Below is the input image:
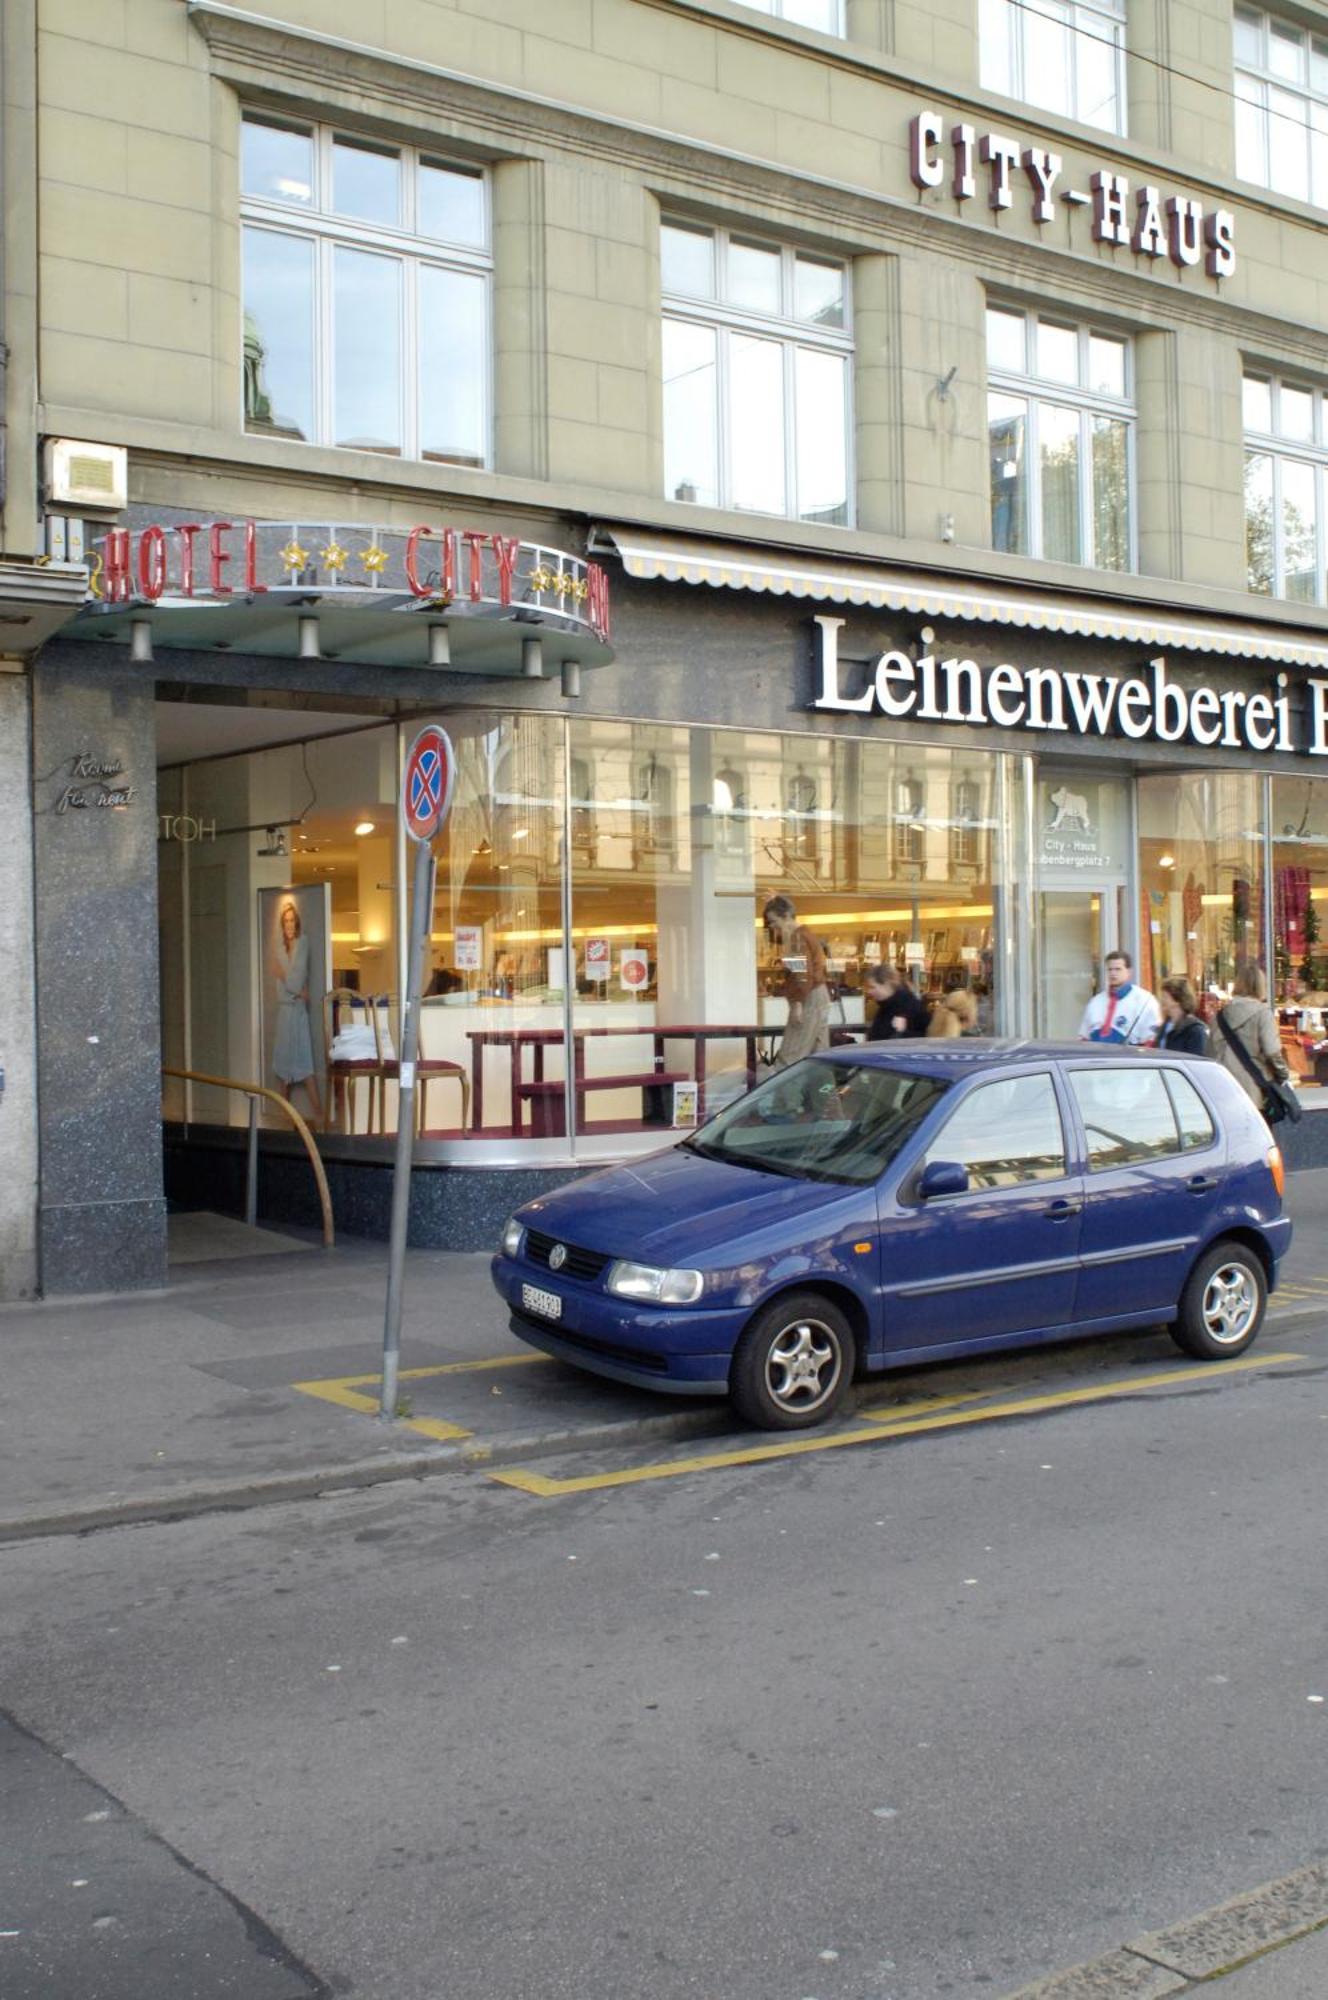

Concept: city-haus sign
[[909, 109, 1236, 280], [809, 615, 1328, 756]]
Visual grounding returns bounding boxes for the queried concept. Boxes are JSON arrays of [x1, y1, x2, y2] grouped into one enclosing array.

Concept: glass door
[[1038, 887, 1120, 1038], [1035, 766, 1134, 1038]]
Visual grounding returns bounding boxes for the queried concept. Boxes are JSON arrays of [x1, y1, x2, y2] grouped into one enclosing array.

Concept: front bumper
[[491, 1254, 743, 1395]]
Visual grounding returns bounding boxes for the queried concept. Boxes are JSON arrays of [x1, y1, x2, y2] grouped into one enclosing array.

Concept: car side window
[[1163, 1067, 1217, 1152], [1068, 1066, 1181, 1172], [923, 1072, 1066, 1189]]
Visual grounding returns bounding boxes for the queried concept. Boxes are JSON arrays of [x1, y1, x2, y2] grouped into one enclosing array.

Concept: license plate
[[522, 1283, 562, 1322]]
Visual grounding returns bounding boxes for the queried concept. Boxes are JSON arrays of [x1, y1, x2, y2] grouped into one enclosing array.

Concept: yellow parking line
[[856, 1389, 1013, 1425], [488, 1352, 1299, 1498], [291, 1351, 551, 1445]]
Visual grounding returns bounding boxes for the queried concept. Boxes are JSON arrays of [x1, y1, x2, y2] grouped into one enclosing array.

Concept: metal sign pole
[[381, 841, 435, 1420]]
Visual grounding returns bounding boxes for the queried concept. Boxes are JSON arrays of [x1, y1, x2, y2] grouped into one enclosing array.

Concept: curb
[[1001, 1863, 1328, 1996], [0, 1402, 737, 1545]]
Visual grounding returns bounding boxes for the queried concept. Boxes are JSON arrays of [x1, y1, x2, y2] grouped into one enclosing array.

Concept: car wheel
[[729, 1292, 853, 1431], [1170, 1242, 1267, 1360]]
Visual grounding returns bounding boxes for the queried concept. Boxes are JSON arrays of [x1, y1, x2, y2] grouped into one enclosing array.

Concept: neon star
[[358, 544, 389, 574], [320, 542, 348, 572], [279, 540, 309, 572]]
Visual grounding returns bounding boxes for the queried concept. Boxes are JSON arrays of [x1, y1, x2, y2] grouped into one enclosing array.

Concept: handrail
[[162, 1066, 335, 1248]]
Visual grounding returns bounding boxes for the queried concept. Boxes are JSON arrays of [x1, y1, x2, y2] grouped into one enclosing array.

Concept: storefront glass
[[1138, 771, 1266, 999], [1271, 774, 1328, 1078], [160, 713, 1017, 1160]]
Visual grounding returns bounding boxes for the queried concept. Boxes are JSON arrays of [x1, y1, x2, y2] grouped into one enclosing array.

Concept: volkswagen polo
[[491, 1043, 1290, 1430]]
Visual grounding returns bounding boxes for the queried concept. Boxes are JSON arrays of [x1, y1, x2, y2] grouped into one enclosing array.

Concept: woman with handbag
[[1212, 964, 1299, 1122]]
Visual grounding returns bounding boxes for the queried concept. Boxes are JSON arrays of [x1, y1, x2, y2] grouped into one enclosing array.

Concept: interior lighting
[[354, 820, 376, 837], [1158, 852, 1176, 869]]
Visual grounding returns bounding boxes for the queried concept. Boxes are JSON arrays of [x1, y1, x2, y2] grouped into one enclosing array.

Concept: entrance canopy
[[55, 518, 613, 680], [589, 525, 1328, 671]]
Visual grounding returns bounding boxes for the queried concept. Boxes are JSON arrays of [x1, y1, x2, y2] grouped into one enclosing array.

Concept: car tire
[[729, 1291, 854, 1431], [1170, 1241, 1267, 1361]]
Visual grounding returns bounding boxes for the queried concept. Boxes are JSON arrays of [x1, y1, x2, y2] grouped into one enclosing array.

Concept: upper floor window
[[661, 222, 853, 527], [1234, 7, 1328, 205], [979, 0, 1126, 135], [987, 304, 1134, 571], [1244, 371, 1328, 602], [240, 115, 490, 465], [735, 0, 845, 32]]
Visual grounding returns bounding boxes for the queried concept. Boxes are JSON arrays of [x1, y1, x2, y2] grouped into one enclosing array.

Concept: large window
[[241, 115, 490, 465], [734, 0, 845, 29], [1234, 7, 1328, 206], [1243, 371, 1327, 602], [987, 305, 1133, 570], [661, 222, 852, 526], [1138, 772, 1265, 1001], [980, 0, 1126, 134]]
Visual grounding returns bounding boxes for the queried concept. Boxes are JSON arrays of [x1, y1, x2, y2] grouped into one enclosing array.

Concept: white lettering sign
[[810, 616, 1318, 755], [909, 109, 1236, 279]]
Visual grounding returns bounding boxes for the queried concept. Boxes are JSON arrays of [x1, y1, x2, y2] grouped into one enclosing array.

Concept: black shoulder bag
[[1215, 1008, 1302, 1125]]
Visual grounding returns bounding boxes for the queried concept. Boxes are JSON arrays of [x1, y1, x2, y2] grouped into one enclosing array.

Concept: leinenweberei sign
[[809, 615, 1328, 758]]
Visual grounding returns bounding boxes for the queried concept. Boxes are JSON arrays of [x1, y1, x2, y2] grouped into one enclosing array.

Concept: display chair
[[324, 987, 388, 1135]]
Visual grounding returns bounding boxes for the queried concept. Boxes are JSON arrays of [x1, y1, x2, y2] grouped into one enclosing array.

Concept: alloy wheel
[[1200, 1262, 1259, 1345], [765, 1318, 841, 1412]]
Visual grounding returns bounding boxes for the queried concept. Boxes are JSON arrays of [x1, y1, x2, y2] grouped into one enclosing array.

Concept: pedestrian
[[927, 988, 980, 1038], [864, 962, 929, 1040], [1212, 963, 1293, 1109], [1078, 949, 1160, 1045], [762, 895, 830, 1066], [1153, 975, 1208, 1055]]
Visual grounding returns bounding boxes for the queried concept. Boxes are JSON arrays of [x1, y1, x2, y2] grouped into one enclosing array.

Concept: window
[[732, 0, 845, 32], [987, 305, 1134, 570], [1234, 7, 1328, 206], [951, 779, 982, 868], [924, 1073, 1067, 1188], [241, 115, 490, 464], [1069, 1066, 1183, 1170], [894, 778, 925, 868], [1164, 1070, 1216, 1152], [1243, 372, 1327, 602], [661, 222, 852, 525], [980, 0, 1127, 134]]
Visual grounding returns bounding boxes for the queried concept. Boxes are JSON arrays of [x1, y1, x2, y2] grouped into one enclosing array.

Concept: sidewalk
[[1, 1170, 1326, 1544]]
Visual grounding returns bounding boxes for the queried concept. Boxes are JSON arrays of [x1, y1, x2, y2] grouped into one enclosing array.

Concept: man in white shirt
[[1078, 950, 1161, 1045]]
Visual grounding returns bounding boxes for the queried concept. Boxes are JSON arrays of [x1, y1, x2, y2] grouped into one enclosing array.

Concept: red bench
[[519, 1070, 689, 1136]]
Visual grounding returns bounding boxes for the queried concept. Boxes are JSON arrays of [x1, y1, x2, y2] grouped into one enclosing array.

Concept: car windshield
[[684, 1059, 949, 1186]]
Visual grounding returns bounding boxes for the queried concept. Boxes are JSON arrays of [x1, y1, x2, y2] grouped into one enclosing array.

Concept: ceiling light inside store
[[355, 820, 376, 836], [512, 828, 529, 840], [1158, 852, 1175, 869]]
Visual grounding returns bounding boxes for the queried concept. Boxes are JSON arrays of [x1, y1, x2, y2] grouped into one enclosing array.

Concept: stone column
[[31, 648, 167, 1292], [1127, 0, 1235, 172], [0, 667, 38, 1298], [1135, 324, 1245, 588]]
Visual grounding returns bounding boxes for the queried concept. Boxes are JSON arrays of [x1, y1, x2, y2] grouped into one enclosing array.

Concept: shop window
[[240, 114, 490, 465], [987, 305, 1134, 570], [1234, 7, 1328, 206], [731, 0, 846, 32], [980, 0, 1127, 134], [1272, 778, 1328, 1071], [1242, 371, 1327, 602], [894, 778, 925, 869], [785, 771, 820, 863], [661, 222, 852, 525], [951, 778, 982, 868], [1138, 772, 1265, 1003]]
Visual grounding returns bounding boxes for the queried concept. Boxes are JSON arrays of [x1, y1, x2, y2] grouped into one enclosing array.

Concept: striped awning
[[589, 527, 1328, 671]]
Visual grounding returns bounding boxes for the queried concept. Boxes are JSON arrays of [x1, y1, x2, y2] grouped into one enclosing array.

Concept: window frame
[[661, 221, 855, 527], [986, 304, 1137, 572], [239, 114, 493, 467], [1242, 368, 1328, 604], [980, 0, 1128, 137], [732, 0, 847, 35], [1233, 5, 1328, 207]]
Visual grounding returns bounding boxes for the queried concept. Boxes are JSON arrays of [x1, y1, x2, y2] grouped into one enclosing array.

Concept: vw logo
[[548, 1243, 568, 1271]]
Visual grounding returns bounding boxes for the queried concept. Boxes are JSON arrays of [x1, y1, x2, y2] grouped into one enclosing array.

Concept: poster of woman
[[258, 884, 331, 1127]]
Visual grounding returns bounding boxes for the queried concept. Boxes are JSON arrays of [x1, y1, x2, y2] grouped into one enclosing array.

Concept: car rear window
[[1163, 1067, 1217, 1152], [1069, 1065, 1185, 1171]]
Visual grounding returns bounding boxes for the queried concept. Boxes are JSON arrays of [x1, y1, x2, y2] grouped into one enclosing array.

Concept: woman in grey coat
[[1212, 964, 1291, 1108]]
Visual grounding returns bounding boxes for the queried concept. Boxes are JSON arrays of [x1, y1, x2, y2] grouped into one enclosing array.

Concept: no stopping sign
[[402, 725, 455, 845]]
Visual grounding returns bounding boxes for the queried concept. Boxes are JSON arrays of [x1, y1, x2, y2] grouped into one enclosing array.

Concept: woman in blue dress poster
[[271, 899, 324, 1127]]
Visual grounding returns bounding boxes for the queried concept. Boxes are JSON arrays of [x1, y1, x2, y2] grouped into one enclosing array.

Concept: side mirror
[[917, 1158, 969, 1200]]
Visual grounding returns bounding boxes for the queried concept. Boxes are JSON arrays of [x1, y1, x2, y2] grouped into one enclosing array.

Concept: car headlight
[[500, 1217, 525, 1258], [606, 1260, 704, 1305]]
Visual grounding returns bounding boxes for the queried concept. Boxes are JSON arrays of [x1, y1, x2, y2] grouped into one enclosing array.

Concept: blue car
[[491, 1043, 1291, 1430]]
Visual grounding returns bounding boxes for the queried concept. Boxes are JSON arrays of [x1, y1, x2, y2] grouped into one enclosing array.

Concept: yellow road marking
[[292, 1351, 552, 1445], [487, 1352, 1299, 1498], [855, 1389, 1000, 1424]]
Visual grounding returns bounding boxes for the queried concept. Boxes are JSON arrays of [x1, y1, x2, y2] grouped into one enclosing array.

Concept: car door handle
[[1044, 1197, 1082, 1220], [1186, 1174, 1219, 1194]]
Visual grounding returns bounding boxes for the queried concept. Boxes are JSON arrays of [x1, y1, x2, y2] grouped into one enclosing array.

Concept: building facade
[[6, 0, 1328, 1292]]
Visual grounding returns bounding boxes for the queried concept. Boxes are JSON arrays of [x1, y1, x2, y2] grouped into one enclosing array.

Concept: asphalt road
[[2, 1319, 1326, 2000]]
